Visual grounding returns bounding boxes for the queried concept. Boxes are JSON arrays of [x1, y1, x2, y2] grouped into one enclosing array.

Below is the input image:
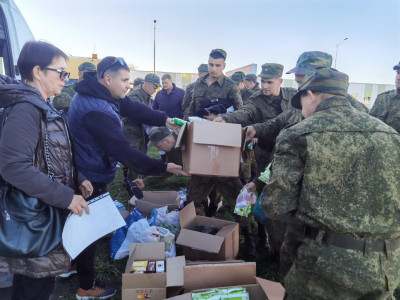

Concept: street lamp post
[[153, 20, 156, 74], [334, 37, 348, 68]]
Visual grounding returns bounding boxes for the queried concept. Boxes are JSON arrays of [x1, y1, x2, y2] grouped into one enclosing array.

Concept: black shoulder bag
[[0, 107, 64, 258]]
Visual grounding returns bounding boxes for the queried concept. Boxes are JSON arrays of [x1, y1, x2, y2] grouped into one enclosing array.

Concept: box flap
[[122, 288, 166, 300], [166, 256, 185, 287], [179, 201, 197, 228], [167, 293, 192, 300], [216, 223, 237, 237], [256, 277, 285, 300], [185, 259, 244, 265], [175, 122, 187, 148], [183, 262, 256, 292], [176, 228, 225, 253], [192, 121, 242, 147]]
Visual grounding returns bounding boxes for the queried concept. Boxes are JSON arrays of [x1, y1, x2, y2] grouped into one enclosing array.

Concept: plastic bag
[[150, 206, 180, 235], [178, 188, 187, 209], [234, 188, 256, 217], [110, 207, 146, 260], [138, 226, 176, 258], [258, 163, 272, 184], [253, 191, 267, 223]]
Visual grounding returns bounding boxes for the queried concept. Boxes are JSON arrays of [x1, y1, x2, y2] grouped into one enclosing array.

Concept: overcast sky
[[14, 0, 400, 84]]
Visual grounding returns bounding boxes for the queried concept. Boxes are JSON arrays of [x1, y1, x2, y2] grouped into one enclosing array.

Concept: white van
[[0, 0, 34, 79]]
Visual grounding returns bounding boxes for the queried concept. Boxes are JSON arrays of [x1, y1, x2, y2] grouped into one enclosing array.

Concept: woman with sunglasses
[[0, 41, 92, 300]]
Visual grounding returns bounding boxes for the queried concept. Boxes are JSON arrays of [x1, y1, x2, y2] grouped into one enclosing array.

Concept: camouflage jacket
[[241, 87, 253, 104], [52, 84, 76, 112], [123, 87, 151, 151], [370, 89, 400, 133], [251, 83, 261, 93], [253, 94, 367, 145], [264, 96, 400, 239], [184, 74, 243, 119], [223, 87, 297, 126], [181, 81, 196, 116]]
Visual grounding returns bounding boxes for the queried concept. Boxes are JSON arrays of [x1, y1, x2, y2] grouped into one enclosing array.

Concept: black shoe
[[241, 226, 256, 257]]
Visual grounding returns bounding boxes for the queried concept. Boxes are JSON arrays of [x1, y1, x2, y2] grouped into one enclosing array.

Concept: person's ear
[[32, 65, 41, 81]]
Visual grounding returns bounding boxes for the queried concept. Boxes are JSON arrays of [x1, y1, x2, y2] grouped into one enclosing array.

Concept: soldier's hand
[[252, 138, 258, 145], [213, 116, 226, 123], [68, 195, 90, 216], [166, 163, 190, 176], [243, 182, 256, 193], [79, 180, 93, 199], [166, 118, 180, 134], [245, 126, 256, 142], [133, 178, 145, 189], [204, 114, 218, 121]]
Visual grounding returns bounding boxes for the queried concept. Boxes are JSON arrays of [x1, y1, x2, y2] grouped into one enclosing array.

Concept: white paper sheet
[[62, 193, 126, 259]]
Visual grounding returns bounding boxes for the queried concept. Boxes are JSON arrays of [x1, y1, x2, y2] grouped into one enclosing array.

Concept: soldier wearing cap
[[231, 71, 253, 104], [53, 62, 96, 112], [263, 67, 400, 299], [181, 64, 208, 116], [123, 73, 162, 180], [244, 73, 260, 93], [214, 63, 297, 255], [370, 61, 400, 133], [132, 77, 144, 91], [184, 49, 243, 120]]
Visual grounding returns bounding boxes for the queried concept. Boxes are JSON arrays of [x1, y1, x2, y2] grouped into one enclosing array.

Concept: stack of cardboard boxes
[[122, 121, 285, 299]]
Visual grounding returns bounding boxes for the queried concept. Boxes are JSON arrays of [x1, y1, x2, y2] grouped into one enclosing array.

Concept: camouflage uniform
[[184, 74, 243, 120], [264, 69, 400, 299], [223, 87, 297, 174], [123, 87, 151, 179], [52, 84, 76, 112], [370, 89, 400, 133], [251, 83, 261, 93], [240, 87, 253, 104], [184, 72, 248, 225], [181, 81, 196, 117]]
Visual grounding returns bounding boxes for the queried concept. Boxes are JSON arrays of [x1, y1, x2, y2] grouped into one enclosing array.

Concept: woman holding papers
[[0, 41, 92, 300]]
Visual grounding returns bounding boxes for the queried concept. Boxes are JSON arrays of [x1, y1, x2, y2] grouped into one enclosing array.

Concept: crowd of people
[[0, 39, 399, 300]]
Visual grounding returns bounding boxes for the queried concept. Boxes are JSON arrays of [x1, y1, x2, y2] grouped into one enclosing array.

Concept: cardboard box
[[168, 262, 285, 300], [122, 242, 184, 300], [176, 121, 243, 177], [176, 202, 239, 260], [134, 191, 180, 217]]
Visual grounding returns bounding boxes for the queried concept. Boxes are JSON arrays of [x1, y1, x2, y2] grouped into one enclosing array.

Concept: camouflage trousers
[[284, 237, 400, 300], [125, 140, 148, 181], [239, 147, 257, 183], [186, 175, 250, 226]]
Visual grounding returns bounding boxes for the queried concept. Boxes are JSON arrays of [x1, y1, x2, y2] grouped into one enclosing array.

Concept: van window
[[0, 5, 13, 77]]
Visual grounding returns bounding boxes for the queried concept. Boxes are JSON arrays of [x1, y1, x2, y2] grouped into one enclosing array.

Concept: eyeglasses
[[42, 67, 70, 80], [101, 57, 128, 78]]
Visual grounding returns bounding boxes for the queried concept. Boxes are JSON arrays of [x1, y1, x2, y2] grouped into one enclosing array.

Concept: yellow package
[[131, 260, 148, 273]]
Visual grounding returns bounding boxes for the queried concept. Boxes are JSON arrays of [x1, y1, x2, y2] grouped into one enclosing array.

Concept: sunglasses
[[101, 57, 127, 78], [42, 67, 70, 80]]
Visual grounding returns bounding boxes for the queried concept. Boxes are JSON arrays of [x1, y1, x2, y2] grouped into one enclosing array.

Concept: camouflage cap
[[148, 127, 172, 147], [258, 63, 284, 78], [133, 77, 145, 86], [78, 62, 96, 72], [210, 49, 227, 60], [291, 67, 349, 109], [245, 73, 257, 82], [198, 64, 208, 73], [393, 61, 400, 70], [231, 71, 246, 83], [286, 51, 332, 75], [145, 73, 161, 87]]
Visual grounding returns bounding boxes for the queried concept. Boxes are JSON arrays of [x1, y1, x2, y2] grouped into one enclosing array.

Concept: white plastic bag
[[234, 188, 256, 217]]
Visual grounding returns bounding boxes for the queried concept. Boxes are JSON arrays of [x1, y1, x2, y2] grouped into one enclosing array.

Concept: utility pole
[[334, 37, 348, 68], [154, 20, 157, 74]]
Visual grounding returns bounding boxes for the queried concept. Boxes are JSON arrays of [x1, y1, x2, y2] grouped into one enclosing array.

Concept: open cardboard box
[[122, 242, 185, 300], [168, 262, 285, 300], [176, 202, 239, 260], [175, 121, 243, 177], [133, 191, 180, 217]]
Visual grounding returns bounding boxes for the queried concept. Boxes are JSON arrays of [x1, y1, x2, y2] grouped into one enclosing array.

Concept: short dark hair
[[97, 56, 130, 79], [209, 52, 225, 60], [161, 74, 172, 81], [17, 41, 68, 81]]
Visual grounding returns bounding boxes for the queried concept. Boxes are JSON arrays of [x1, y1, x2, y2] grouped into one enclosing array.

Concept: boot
[[241, 225, 256, 257], [256, 222, 273, 255]]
